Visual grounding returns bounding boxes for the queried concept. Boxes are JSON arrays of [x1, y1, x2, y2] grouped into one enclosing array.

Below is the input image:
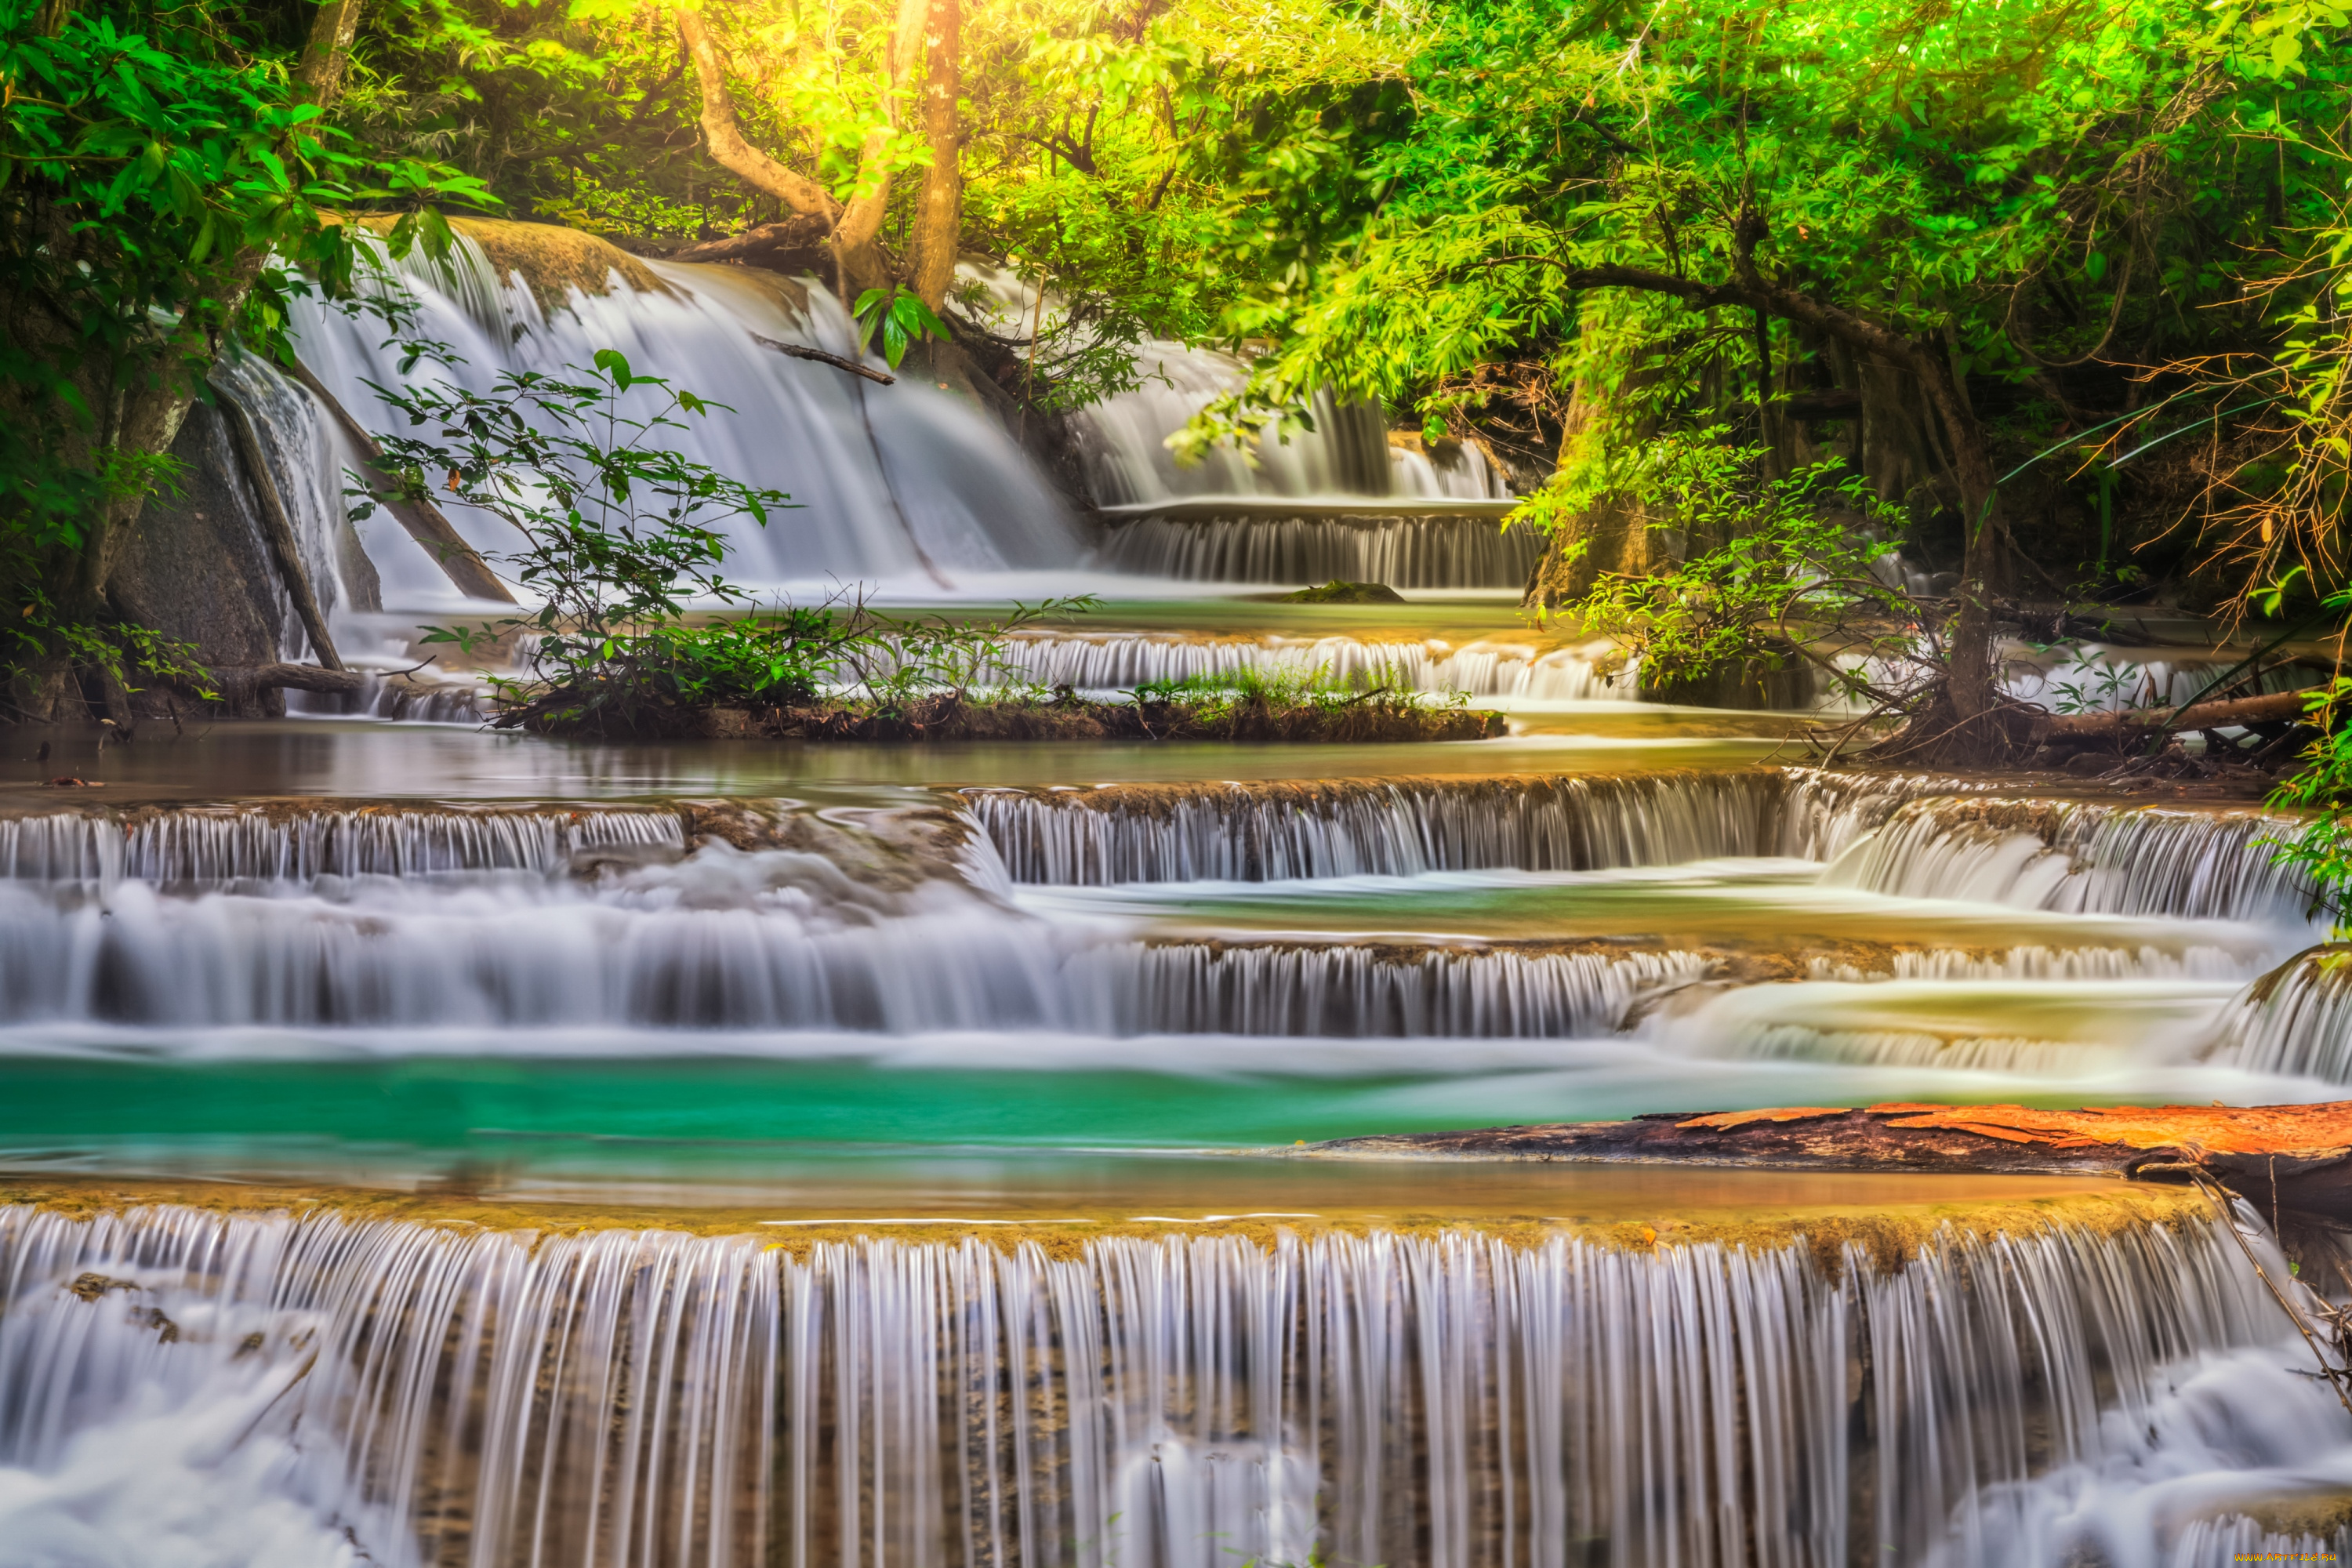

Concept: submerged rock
[[1276, 579, 1407, 603]]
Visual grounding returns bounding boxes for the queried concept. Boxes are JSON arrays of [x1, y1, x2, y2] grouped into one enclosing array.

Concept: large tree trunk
[[904, 0, 962, 312], [1916, 358, 2005, 725], [77, 0, 368, 614]]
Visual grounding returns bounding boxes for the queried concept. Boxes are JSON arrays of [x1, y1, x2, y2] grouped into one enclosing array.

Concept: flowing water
[[5, 232, 2350, 1563]]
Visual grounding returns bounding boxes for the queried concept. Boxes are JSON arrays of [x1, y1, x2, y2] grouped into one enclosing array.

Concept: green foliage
[[2268, 681, 2352, 931], [844, 597, 1102, 713], [1142, 0, 2351, 477], [371, 347, 802, 732], [1132, 659, 1467, 720], [0, 0, 487, 703], [1561, 437, 1920, 704], [2, 572, 214, 702], [370, 347, 1111, 731], [852, 286, 949, 371]]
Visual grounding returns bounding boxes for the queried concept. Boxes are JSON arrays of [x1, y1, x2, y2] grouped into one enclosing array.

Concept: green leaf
[[593, 348, 634, 389]]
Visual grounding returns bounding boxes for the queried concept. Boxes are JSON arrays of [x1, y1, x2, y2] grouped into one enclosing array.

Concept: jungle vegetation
[[0, 0, 2348, 762]]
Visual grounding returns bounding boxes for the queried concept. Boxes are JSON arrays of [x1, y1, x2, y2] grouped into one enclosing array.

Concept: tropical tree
[[0, 0, 485, 711]]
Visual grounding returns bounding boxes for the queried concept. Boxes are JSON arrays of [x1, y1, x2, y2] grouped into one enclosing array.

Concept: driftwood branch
[[210, 382, 343, 671], [750, 332, 895, 384], [283, 361, 518, 604], [2042, 687, 2321, 739]]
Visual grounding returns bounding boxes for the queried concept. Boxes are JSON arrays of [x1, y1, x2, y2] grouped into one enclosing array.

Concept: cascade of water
[[2209, 945, 2352, 1082], [1644, 976, 2245, 1073], [1088, 942, 1708, 1036], [0, 1197, 2318, 1568], [943, 269, 1510, 507], [285, 229, 1083, 598], [967, 769, 1957, 886], [0, 804, 684, 887], [0, 844, 1094, 1031], [2002, 645, 2322, 716], [209, 348, 373, 660], [285, 670, 488, 724], [1096, 514, 1544, 587], [1825, 798, 2317, 926], [993, 631, 1632, 699], [1810, 945, 2256, 983]]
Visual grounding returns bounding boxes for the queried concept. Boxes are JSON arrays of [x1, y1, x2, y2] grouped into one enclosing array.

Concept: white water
[[1097, 513, 1544, 587], [996, 630, 1632, 700], [965, 768, 1958, 886], [0, 1197, 2336, 1567], [1823, 797, 2317, 929], [958, 267, 1509, 508], [287, 234, 1083, 606]]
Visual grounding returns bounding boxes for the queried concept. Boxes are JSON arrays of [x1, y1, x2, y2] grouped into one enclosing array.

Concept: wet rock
[[1323, 1100, 2352, 1224]]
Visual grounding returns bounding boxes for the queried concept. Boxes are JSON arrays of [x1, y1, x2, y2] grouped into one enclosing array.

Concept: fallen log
[[202, 663, 370, 702], [1320, 1100, 2352, 1224], [669, 217, 830, 269], [281, 361, 517, 605], [2042, 687, 2322, 739]]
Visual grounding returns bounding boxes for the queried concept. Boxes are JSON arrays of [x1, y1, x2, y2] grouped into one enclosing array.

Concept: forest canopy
[[1, 0, 2348, 746]]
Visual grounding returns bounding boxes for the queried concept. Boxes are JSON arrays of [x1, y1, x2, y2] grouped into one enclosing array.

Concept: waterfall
[[285, 226, 1083, 601], [2002, 644, 2324, 716], [2210, 945, 2352, 1082], [1809, 945, 2255, 982], [209, 348, 375, 656], [0, 1195, 2327, 1568], [1096, 514, 1544, 588], [966, 768, 1964, 886], [995, 631, 1632, 699], [1089, 942, 1707, 1036], [0, 804, 685, 886], [1824, 797, 2317, 926], [949, 279, 1512, 506], [1643, 975, 2247, 1073]]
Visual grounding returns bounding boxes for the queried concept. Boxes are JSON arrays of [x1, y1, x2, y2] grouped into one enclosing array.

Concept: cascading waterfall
[[965, 768, 1966, 886], [1095, 514, 1544, 588], [1824, 797, 2317, 927], [1092, 942, 1707, 1036], [0, 803, 684, 886], [949, 270, 1510, 507], [0, 1195, 2328, 1568], [209, 348, 374, 656], [0, 777, 2310, 1059], [0, 803, 1707, 1036], [994, 631, 1631, 699], [1643, 975, 2249, 1073], [284, 227, 1083, 602], [2209, 945, 2352, 1082], [1811, 945, 2255, 983]]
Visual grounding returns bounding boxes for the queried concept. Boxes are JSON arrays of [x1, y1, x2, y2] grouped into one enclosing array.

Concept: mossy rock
[[1279, 579, 1407, 604]]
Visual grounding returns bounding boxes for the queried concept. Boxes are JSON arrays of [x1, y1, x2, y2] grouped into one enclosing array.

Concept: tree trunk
[[830, 0, 931, 300], [78, 0, 370, 614], [904, 0, 962, 312], [677, 9, 841, 222], [1915, 354, 2005, 724]]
